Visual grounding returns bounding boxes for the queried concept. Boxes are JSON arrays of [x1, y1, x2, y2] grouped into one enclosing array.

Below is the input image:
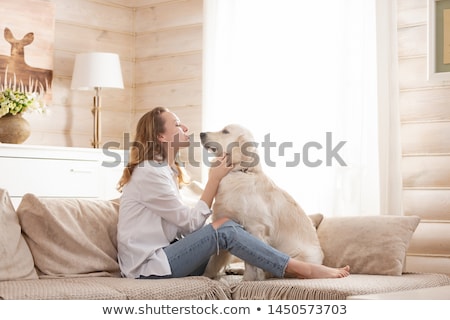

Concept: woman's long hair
[[117, 107, 186, 192]]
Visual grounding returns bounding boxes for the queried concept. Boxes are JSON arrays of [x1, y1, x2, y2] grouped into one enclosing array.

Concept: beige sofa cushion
[[0, 189, 38, 280], [16, 194, 120, 277], [317, 215, 420, 275]]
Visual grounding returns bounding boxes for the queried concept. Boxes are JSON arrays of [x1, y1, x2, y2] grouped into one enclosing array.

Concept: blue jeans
[[141, 220, 290, 279]]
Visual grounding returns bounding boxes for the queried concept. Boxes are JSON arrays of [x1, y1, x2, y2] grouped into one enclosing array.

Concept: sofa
[[1, 187, 449, 300]]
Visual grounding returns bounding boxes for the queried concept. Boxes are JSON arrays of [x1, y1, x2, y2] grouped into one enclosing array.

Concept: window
[[203, 0, 400, 216]]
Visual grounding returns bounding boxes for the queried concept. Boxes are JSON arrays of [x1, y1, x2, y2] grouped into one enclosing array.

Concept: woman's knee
[[211, 218, 243, 234], [211, 217, 231, 230]]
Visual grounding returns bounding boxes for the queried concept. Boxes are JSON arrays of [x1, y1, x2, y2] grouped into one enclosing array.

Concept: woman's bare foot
[[285, 259, 350, 279]]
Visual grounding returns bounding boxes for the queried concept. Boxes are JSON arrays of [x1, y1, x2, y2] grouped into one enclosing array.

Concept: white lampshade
[[71, 52, 124, 90]]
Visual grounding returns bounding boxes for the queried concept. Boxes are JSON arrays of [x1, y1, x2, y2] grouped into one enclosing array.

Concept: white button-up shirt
[[117, 160, 211, 278]]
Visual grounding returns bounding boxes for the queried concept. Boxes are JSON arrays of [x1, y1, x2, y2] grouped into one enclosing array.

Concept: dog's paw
[[225, 267, 244, 275], [202, 270, 222, 279], [242, 266, 266, 281], [225, 262, 245, 275]]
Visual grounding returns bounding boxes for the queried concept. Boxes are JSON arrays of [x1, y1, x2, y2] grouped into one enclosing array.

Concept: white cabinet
[[0, 144, 125, 207]]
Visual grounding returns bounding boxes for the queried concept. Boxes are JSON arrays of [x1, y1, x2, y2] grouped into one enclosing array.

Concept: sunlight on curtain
[[203, 0, 380, 216]]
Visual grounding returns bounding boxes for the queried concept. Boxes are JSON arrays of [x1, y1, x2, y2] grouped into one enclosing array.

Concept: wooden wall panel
[[401, 122, 450, 154], [131, 0, 174, 7], [102, 109, 133, 138], [25, 105, 131, 138], [404, 256, 450, 275], [54, 24, 134, 60], [402, 156, 450, 188], [135, 0, 203, 32], [398, 0, 450, 275], [25, 131, 91, 147], [135, 53, 202, 85], [400, 88, 450, 122], [54, 0, 134, 33], [403, 189, 450, 220], [136, 25, 202, 58], [103, 0, 176, 8], [397, 24, 426, 57], [408, 222, 450, 255], [135, 79, 202, 108], [397, 0, 426, 27], [398, 56, 436, 90]]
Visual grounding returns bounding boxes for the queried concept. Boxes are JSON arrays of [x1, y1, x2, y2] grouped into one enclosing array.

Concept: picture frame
[[428, 0, 450, 79], [0, 0, 54, 96]]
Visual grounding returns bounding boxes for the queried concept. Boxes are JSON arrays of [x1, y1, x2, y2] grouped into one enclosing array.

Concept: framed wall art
[[0, 0, 55, 97], [428, 0, 450, 79]]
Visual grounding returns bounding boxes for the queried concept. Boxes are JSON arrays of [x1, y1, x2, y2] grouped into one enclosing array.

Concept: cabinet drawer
[[0, 157, 100, 198]]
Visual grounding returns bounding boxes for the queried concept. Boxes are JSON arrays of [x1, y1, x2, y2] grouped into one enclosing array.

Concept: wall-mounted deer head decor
[[0, 27, 53, 93]]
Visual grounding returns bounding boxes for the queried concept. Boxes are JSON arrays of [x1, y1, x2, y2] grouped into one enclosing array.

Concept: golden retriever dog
[[200, 124, 324, 281]]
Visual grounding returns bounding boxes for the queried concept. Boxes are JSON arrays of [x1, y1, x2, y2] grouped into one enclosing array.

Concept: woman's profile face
[[158, 111, 190, 148]]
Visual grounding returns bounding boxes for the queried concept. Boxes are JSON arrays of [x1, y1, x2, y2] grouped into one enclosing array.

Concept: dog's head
[[200, 124, 260, 171]]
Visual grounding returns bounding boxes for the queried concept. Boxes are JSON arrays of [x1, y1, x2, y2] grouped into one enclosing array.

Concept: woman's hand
[[208, 154, 233, 182], [201, 154, 233, 208]]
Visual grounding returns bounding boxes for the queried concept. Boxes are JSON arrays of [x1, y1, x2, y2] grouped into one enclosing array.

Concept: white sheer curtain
[[203, 0, 401, 216]]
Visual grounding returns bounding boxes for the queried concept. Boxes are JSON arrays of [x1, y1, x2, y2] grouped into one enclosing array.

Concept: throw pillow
[[0, 189, 38, 280], [317, 215, 420, 276], [16, 194, 120, 277]]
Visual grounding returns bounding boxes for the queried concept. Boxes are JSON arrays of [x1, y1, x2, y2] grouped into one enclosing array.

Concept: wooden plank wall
[[397, 0, 450, 274], [19, 0, 204, 182], [23, 0, 134, 148], [134, 0, 204, 180]]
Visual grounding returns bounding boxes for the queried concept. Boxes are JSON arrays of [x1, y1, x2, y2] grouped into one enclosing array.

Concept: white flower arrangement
[[0, 71, 48, 118]]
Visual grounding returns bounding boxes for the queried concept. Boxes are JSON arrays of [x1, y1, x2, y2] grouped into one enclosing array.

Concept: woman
[[117, 107, 350, 279]]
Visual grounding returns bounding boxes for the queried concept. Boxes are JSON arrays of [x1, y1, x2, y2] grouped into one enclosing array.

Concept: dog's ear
[[236, 133, 259, 170]]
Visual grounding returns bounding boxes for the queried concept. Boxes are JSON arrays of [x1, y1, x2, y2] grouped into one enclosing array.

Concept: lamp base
[[92, 88, 102, 149]]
